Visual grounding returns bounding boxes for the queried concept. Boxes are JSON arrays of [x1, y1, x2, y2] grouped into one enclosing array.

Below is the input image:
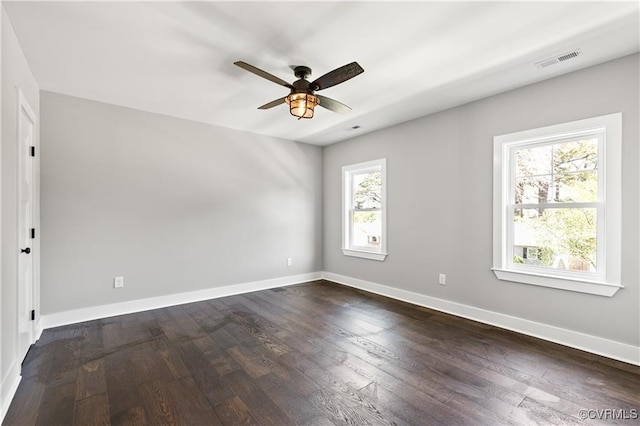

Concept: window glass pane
[[513, 207, 597, 272], [553, 139, 598, 173], [515, 145, 552, 177], [552, 138, 598, 202], [352, 210, 381, 249], [515, 176, 552, 204], [352, 170, 381, 209], [553, 171, 597, 202]]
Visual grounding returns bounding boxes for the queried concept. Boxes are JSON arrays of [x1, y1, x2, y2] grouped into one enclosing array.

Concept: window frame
[[342, 158, 388, 261], [492, 113, 622, 297]]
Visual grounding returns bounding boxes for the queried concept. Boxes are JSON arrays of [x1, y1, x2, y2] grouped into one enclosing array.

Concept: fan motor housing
[[291, 79, 313, 94]]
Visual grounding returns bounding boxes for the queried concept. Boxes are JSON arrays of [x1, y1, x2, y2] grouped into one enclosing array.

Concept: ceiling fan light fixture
[[285, 92, 319, 119], [234, 60, 363, 118]]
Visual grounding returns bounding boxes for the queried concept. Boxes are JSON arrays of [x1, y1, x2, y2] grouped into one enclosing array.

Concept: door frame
[[16, 88, 38, 360]]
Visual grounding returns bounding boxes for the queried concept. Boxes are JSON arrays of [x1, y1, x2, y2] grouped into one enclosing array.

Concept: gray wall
[[40, 92, 322, 314], [1, 7, 40, 414], [323, 54, 639, 347]]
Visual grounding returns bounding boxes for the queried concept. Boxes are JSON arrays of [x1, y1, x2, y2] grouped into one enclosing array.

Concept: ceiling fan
[[234, 61, 364, 119]]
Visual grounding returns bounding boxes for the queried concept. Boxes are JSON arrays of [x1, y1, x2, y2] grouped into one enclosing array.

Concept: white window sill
[[492, 268, 622, 297], [342, 248, 387, 261]]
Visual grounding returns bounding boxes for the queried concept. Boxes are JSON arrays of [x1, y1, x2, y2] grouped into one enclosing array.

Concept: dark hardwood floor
[[4, 280, 639, 425]]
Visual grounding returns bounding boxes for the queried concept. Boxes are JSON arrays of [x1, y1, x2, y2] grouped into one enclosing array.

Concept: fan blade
[[317, 95, 351, 113], [258, 97, 286, 110], [310, 62, 364, 91], [234, 61, 293, 88]]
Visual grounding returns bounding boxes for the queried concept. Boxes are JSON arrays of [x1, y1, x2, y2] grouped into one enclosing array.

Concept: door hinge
[[30, 146, 36, 157], [31, 228, 36, 239], [31, 310, 35, 321]]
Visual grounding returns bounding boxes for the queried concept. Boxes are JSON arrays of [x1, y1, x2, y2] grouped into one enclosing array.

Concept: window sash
[[349, 208, 382, 251], [506, 204, 604, 280], [504, 132, 605, 280], [508, 132, 603, 203]]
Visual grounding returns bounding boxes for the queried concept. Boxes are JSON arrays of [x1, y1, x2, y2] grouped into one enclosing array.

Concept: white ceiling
[[3, 1, 639, 146]]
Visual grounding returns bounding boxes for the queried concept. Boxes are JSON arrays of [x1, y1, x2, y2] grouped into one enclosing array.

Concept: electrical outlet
[[114, 276, 124, 288], [287, 257, 293, 267], [438, 273, 446, 285]]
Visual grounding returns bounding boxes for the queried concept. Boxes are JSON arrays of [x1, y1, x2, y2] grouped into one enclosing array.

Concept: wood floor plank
[[156, 339, 191, 379], [255, 373, 321, 424], [214, 396, 258, 425], [188, 365, 236, 407], [123, 344, 174, 385], [4, 280, 638, 426], [105, 366, 146, 421], [209, 349, 243, 377], [321, 348, 453, 406], [223, 294, 290, 328], [221, 369, 296, 425], [138, 379, 180, 425], [309, 385, 400, 425], [75, 322, 106, 363], [45, 342, 80, 388], [517, 396, 588, 425], [2, 380, 45, 425], [244, 342, 321, 397], [356, 381, 468, 426], [227, 345, 273, 379], [101, 316, 150, 351], [110, 406, 147, 426], [35, 382, 76, 426], [226, 307, 291, 356], [76, 359, 107, 400], [170, 339, 212, 376], [164, 376, 223, 425], [189, 319, 240, 354], [74, 392, 110, 426]]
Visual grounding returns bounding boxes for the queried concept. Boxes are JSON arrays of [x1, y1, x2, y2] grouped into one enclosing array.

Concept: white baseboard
[[41, 272, 322, 329], [322, 272, 640, 366], [34, 318, 43, 342], [0, 360, 21, 423]]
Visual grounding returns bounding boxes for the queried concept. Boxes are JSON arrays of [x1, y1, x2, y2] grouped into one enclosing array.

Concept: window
[[493, 113, 622, 296], [342, 159, 387, 261]]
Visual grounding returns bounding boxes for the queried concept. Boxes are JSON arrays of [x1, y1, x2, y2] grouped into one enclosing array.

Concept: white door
[[17, 90, 36, 362]]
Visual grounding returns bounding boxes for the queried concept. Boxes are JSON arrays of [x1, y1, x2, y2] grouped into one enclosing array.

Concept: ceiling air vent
[[535, 49, 583, 69]]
